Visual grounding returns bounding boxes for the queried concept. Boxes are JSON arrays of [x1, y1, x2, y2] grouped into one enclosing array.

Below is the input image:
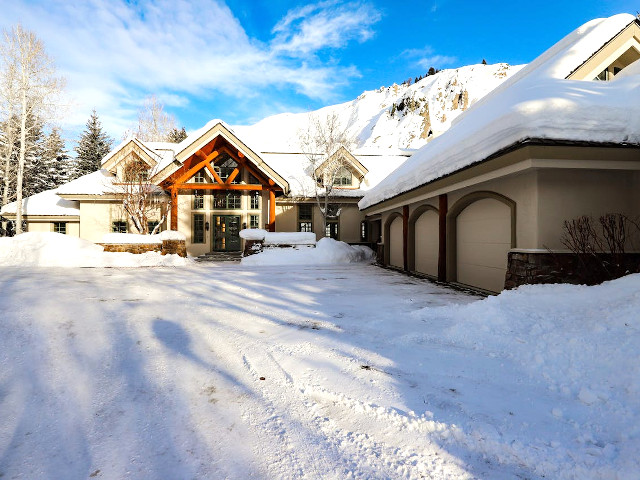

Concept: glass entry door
[[213, 215, 241, 251]]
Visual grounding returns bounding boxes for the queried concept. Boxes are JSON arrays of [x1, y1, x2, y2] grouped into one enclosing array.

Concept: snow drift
[[0, 232, 190, 267], [241, 237, 375, 266]]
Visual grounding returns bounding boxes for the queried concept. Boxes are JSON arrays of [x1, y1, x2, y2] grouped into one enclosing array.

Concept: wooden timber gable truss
[[161, 136, 283, 231]]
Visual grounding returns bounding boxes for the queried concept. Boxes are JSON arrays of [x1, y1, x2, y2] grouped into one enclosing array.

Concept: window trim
[[53, 222, 67, 234], [111, 220, 127, 234], [193, 213, 206, 244]]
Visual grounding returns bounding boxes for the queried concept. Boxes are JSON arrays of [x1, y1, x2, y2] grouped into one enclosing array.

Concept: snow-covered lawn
[[0, 264, 638, 479]]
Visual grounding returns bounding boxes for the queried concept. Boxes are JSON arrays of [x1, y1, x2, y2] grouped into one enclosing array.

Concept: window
[[217, 156, 240, 184], [193, 214, 205, 243], [250, 191, 260, 209], [298, 204, 313, 232], [594, 69, 609, 81], [194, 190, 205, 209], [53, 222, 66, 234], [194, 170, 207, 183], [213, 191, 241, 209], [148, 221, 160, 234], [249, 214, 260, 229], [325, 220, 339, 239], [112, 221, 127, 233], [333, 166, 352, 186], [248, 173, 261, 185], [123, 161, 149, 182], [360, 221, 368, 242]]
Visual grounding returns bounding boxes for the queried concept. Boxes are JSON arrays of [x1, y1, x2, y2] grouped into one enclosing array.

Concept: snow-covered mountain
[[234, 63, 524, 153]]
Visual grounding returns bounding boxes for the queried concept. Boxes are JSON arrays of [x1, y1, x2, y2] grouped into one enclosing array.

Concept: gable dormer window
[[123, 160, 149, 182], [333, 166, 352, 186]]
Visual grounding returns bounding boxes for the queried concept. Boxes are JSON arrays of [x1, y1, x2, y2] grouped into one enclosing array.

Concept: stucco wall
[[536, 169, 639, 250]]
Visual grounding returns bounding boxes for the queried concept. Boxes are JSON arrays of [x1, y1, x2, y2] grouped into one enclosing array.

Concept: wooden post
[[268, 190, 276, 232], [170, 187, 178, 231], [438, 194, 447, 281], [403, 205, 409, 271]]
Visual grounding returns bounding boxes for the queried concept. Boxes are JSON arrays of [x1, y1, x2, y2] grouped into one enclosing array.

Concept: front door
[[213, 215, 241, 251]]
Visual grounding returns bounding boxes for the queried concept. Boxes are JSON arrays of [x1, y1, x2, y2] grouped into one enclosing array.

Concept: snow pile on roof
[[241, 237, 374, 265], [260, 152, 411, 197], [56, 169, 119, 196], [359, 14, 639, 209], [411, 273, 640, 477], [0, 232, 190, 267], [0, 188, 79, 216]]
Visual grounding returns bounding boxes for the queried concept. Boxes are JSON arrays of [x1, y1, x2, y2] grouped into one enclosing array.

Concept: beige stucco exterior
[[368, 144, 640, 292], [24, 217, 80, 237]]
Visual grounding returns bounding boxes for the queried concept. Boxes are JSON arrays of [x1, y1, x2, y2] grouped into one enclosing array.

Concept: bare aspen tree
[[117, 158, 169, 234], [300, 113, 354, 236], [123, 95, 177, 142], [0, 24, 64, 234]]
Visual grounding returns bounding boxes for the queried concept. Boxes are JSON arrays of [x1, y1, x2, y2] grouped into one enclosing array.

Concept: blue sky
[[1, 0, 637, 141]]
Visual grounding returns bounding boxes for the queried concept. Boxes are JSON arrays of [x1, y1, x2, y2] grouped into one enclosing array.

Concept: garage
[[456, 198, 511, 292], [388, 215, 404, 269], [413, 209, 439, 277]]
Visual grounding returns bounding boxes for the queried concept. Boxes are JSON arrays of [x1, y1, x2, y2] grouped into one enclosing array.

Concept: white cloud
[[403, 46, 458, 70], [0, 0, 380, 138], [272, 1, 382, 56]]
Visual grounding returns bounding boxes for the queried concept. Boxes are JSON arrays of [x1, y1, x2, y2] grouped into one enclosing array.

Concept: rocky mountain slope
[[234, 63, 524, 153]]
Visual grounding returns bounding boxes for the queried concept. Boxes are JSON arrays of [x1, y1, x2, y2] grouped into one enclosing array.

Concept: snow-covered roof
[[260, 152, 410, 198], [359, 14, 640, 210], [56, 169, 119, 196], [0, 188, 79, 216]]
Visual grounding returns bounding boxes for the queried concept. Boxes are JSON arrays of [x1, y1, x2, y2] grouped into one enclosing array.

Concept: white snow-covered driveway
[[1, 265, 638, 479]]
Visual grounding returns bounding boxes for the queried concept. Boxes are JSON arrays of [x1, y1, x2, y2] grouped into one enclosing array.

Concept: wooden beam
[[438, 194, 447, 282], [170, 187, 178, 231], [175, 183, 270, 191], [403, 205, 409, 271], [204, 162, 224, 184], [173, 150, 219, 185], [238, 151, 245, 158], [226, 167, 241, 184], [268, 190, 276, 232]]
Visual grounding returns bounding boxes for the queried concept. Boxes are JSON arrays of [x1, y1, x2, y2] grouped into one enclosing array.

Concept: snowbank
[[263, 232, 316, 245], [102, 233, 162, 244], [101, 231, 186, 244], [241, 237, 374, 265], [410, 273, 640, 478], [0, 232, 190, 267], [239, 228, 268, 241]]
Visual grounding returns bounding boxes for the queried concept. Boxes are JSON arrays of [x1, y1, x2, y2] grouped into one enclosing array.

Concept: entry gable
[[158, 120, 289, 194]]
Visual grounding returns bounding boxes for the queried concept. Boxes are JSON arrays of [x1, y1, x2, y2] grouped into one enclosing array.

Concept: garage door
[[389, 216, 404, 269], [456, 198, 511, 292], [414, 210, 438, 276]]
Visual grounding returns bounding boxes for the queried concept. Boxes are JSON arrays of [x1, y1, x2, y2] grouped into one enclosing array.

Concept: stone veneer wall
[[99, 240, 187, 257], [505, 251, 640, 289]]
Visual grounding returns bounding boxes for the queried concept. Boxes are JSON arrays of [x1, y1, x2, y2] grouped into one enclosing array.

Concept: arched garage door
[[414, 210, 438, 276], [456, 198, 511, 292], [389, 216, 404, 269]]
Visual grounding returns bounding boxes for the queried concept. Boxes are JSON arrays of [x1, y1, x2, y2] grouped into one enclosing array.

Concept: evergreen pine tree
[[22, 116, 48, 196], [74, 109, 114, 177], [42, 127, 71, 188], [167, 126, 187, 143], [482, 58, 487, 65]]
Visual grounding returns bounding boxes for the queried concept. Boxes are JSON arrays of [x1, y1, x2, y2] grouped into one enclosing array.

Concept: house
[[0, 120, 410, 255], [359, 13, 640, 292]]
